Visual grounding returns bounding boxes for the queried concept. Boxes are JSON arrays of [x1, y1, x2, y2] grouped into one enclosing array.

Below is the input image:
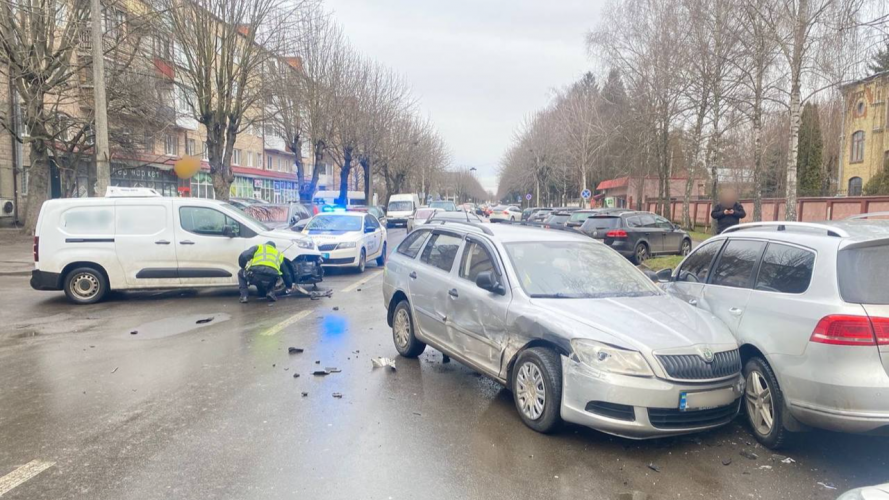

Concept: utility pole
[[91, 0, 111, 196]]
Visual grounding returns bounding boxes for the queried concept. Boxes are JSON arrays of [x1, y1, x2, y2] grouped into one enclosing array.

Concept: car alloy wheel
[[516, 361, 546, 421], [393, 308, 411, 350], [681, 239, 692, 255], [635, 243, 648, 263], [746, 369, 774, 436], [357, 249, 366, 273], [70, 272, 99, 300]]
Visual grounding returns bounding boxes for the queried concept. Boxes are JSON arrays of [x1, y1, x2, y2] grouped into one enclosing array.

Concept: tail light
[[809, 315, 887, 346], [33, 236, 39, 262], [502, 210, 509, 215], [313, 205, 319, 215], [606, 230, 628, 238]]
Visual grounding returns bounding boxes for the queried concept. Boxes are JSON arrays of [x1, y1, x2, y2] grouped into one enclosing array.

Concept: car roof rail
[[429, 219, 493, 235], [845, 211, 889, 220], [722, 221, 849, 238], [501, 219, 581, 234]]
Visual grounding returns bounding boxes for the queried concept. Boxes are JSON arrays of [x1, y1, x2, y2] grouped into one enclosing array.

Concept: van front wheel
[[64, 267, 108, 304]]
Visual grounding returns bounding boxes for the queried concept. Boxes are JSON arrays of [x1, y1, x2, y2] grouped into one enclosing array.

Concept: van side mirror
[[223, 226, 235, 238], [476, 270, 505, 295], [656, 268, 674, 283]]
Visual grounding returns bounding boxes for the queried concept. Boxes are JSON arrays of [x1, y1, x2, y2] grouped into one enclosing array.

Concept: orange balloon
[[174, 156, 201, 179]]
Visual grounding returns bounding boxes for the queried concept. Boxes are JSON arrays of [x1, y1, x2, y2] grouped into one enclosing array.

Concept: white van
[[386, 193, 421, 228], [313, 190, 365, 209], [30, 188, 324, 304]]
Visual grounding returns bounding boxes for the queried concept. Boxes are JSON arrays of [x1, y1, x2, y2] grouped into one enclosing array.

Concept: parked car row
[[382, 215, 889, 450]]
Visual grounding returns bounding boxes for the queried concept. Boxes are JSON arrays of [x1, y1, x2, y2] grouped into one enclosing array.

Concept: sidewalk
[[0, 231, 33, 276]]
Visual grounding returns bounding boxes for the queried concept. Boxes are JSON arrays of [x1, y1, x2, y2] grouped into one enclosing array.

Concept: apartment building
[[840, 71, 889, 195]]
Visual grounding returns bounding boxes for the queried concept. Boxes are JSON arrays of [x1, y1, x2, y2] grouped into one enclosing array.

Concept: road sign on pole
[[581, 189, 592, 199], [525, 193, 532, 201]]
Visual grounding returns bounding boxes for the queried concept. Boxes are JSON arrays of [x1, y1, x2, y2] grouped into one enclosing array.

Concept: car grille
[[324, 257, 354, 265], [318, 244, 338, 251], [648, 400, 741, 430], [585, 401, 635, 422], [656, 349, 741, 381]]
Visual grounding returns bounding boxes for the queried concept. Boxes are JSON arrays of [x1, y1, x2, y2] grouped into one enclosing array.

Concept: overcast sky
[[323, 0, 606, 193]]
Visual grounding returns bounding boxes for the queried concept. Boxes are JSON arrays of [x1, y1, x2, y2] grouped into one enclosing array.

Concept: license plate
[[322, 253, 330, 259], [679, 387, 736, 412]]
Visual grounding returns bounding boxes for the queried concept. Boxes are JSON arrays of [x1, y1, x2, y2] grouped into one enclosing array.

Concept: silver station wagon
[[382, 221, 745, 438], [660, 219, 889, 448]]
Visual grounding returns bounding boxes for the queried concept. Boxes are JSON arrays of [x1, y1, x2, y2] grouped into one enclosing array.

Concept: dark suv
[[579, 211, 692, 264]]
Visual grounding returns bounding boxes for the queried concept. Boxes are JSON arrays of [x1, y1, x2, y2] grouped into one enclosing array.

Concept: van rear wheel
[[64, 267, 108, 304]]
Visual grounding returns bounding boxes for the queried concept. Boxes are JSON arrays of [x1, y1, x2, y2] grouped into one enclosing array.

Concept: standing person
[[711, 189, 747, 234], [237, 241, 292, 303]]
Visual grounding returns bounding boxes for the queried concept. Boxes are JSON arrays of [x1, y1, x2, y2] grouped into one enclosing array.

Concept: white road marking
[[260, 310, 313, 337], [0, 460, 55, 497], [341, 269, 383, 293]]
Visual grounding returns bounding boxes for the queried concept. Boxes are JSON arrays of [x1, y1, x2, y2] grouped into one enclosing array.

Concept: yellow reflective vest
[[249, 244, 283, 274]]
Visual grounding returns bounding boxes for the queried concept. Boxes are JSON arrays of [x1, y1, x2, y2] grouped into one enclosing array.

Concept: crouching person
[[238, 241, 293, 303]]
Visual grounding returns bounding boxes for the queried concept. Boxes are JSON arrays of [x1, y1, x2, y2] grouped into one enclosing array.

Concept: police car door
[[363, 215, 382, 258]]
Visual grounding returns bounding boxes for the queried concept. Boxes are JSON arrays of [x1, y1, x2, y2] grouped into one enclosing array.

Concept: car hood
[[258, 229, 320, 257], [529, 294, 736, 353], [303, 230, 362, 242]]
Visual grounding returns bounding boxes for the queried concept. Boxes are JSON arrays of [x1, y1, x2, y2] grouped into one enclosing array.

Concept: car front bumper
[[30, 270, 62, 291], [774, 347, 889, 434], [560, 356, 744, 439], [319, 246, 359, 267]]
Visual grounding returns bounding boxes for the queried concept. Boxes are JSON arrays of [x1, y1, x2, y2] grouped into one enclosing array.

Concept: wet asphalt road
[[1, 228, 887, 500]]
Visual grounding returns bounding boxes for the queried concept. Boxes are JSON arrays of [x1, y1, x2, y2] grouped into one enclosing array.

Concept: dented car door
[[446, 237, 511, 376]]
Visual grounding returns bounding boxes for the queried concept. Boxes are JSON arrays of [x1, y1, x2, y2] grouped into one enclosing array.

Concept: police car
[[302, 211, 387, 272]]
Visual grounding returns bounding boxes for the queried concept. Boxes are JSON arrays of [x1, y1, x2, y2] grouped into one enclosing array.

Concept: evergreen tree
[[869, 39, 889, 75], [864, 155, 889, 195], [797, 103, 824, 197]]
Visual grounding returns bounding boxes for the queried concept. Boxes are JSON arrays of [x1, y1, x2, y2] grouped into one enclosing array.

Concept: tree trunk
[[360, 156, 372, 206], [337, 146, 352, 205], [661, 118, 672, 220], [23, 142, 52, 235], [784, 0, 806, 221], [752, 93, 764, 222], [304, 140, 325, 201], [683, 87, 709, 229]]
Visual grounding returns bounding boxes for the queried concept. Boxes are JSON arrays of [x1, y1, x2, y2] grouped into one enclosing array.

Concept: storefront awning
[[596, 177, 629, 191]]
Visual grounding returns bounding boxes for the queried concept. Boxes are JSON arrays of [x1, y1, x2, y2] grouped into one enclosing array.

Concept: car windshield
[[306, 215, 362, 232], [388, 201, 413, 212], [222, 202, 270, 231], [429, 201, 457, 211], [242, 204, 291, 224], [504, 241, 660, 298]]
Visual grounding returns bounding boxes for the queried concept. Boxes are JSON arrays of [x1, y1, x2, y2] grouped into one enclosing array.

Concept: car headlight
[[570, 339, 653, 377], [294, 238, 314, 249], [336, 241, 357, 249]]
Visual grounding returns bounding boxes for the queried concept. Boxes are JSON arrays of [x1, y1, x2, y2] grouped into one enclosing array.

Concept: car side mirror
[[476, 270, 505, 295], [656, 268, 674, 283], [223, 226, 235, 238], [643, 269, 660, 283], [365, 226, 375, 233]]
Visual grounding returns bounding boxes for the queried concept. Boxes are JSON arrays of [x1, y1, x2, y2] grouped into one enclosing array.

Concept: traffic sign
[[525, 193, 532, 201], [581, 189, 592, 199]]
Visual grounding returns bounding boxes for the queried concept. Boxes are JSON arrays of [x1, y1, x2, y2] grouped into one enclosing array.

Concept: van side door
[[173, 202, 248, 286], [114, 199, 180, 287]]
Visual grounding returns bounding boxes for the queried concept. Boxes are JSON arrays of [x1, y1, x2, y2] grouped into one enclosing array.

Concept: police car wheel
[[356, 249, 366, 273], [376, 243, 387, 266]]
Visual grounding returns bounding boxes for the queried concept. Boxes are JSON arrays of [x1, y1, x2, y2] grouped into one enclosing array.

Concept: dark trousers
[[238, 267, 280, 299]]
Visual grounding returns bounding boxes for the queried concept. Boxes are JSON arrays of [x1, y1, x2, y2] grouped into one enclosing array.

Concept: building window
[[266, 155, 272, 170], [185, 138, 196, 156], [246, 151, 253, 167], [232, 149, 241, 165], [256, 153, 262, 168], [202, 142, 209, 160], [848, 177, 863, 196], [164, 133, 178, 156], [856, 101, 865, 116], [278, 158, 285, 171], [850, 131, 865, 163]]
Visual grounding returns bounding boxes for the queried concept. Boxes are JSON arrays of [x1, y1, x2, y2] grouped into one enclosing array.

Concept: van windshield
[[388, 201, 413, 212], [838, 241, 889, 304], [223, 203, 270, 231]]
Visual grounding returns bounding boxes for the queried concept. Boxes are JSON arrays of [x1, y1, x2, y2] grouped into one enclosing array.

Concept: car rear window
[[838, 242, 889, 304], [569, 212, 593, 222], [547, 215, 569, 224], [582, 217, 621, 230]]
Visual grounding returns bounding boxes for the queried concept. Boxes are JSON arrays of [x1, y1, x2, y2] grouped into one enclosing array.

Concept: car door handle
[[155, 240, 171, 245], [448, 288, 459, 298], [180, 240, 195, 245], [688, 299, 698, 306], [729, 307, 743, 315], [409, 271, 417, 279]]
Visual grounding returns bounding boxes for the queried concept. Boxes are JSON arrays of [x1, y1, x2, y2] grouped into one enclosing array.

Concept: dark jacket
[[239, 245, 294, 287], [238, 245, 260, 270], [711, 202, 747, 234]]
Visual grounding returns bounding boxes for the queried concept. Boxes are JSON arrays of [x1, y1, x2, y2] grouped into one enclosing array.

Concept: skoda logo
[[593, 231, 599, 237], [702, 348, 715, 363]]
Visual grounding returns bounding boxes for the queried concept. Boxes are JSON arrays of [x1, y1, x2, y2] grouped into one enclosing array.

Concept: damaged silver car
[[382, 221, 745, 438]]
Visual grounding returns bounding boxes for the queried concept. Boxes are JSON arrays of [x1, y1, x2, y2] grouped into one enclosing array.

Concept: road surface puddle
[[128, 313, 231, 339]]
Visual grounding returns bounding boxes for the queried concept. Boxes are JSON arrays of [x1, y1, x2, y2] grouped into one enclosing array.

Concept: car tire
[[680, 238, 692, 256], [511, 348, 563, 434], [743, 356, 788, 449], [63, 266, 108, 305], [376, 243, 387, 266], [510, 216, 516, 222], [392, 300, 426, 357], [632, 242, 649, 264], [356, 249, 366, 273]]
